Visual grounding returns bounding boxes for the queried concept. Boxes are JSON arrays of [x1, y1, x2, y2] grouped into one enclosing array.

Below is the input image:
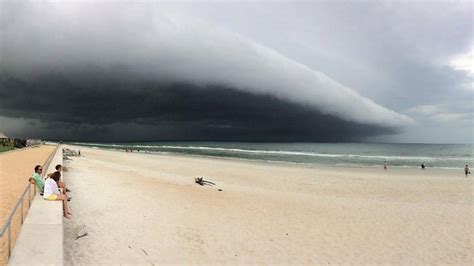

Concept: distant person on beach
[[384, 161, 387, 170], [421, 162, 426, 170], [465, 165, 470, 177], [29, 165, 45, 193], [44, 171, 72, 219]]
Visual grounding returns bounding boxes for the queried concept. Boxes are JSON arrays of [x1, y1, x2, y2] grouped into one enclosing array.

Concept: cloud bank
[[0, 2, 413, 141]]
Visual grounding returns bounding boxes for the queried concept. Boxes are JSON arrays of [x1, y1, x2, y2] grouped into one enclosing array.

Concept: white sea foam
[[72, 142, 473, 161], [70, 142, 473, 169]]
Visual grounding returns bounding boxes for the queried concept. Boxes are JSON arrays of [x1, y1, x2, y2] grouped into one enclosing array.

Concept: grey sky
[[0, 1, 472, 143], [170, 1, 473, 143]]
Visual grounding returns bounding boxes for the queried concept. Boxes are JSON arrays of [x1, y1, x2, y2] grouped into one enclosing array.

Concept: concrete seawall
[[9, 145, 64, 265]]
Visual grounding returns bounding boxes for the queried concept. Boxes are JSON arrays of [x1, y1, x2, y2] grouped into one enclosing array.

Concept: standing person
[[29, 165, 45, 194], [383, 161, 387, 170], [421, 162, 426, 170], [44, 171, 72, 219], [464, 165, 470, 177]]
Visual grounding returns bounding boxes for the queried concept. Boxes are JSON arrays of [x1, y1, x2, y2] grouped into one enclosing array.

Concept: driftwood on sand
[[194, 177, 216, 186]]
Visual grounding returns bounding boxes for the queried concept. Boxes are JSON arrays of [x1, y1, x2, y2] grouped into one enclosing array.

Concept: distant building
[[0, 132, 14, 150], [0, 132, 42, 150], [26, 139, 44, 146]]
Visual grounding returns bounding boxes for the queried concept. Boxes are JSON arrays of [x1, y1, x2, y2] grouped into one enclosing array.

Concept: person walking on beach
[[465, 165, 470, 177], [383, 161, 387, 170], [29, 165, 45, 194], [44, 171, 72, 219], [421, 162, 426, 170]]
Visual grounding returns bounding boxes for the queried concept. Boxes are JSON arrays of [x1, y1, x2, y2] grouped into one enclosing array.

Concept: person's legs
[[59, 181, 72, 194], [59, 181, 66, 193], [59, 180, 71, 193], [57, 194, 72, 218]]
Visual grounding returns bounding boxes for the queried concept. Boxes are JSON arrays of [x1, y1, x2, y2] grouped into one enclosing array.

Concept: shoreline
[[67, 145, 466, 186], [66, 144, 468, 173]]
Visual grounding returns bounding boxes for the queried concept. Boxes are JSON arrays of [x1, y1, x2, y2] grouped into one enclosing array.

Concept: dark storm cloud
[[0, 1, 418, 141], [0, 70, 396, 141]]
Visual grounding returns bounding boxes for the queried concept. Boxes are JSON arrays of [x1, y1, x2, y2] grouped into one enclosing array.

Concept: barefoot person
[[49, 164, 72, 201], [464, 165, 470, 177], [44, 171, 72, 219]]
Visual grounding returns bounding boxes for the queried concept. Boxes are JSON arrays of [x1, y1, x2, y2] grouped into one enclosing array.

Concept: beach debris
[[75, 225, 88, 240], [63, 148, 80, 156], [75, 231, 88, 240], [195, 177, 203, 184], [76, 232, 88, 240], [218, 189, 223, 191], [63, 148, 81, 160], [194, 177, 216, 186], [141, 248, 148, 256]]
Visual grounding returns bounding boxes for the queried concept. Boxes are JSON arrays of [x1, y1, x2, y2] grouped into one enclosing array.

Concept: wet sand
[[64, 146, 473, 264]]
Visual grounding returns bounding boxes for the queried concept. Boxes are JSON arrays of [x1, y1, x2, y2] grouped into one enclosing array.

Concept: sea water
[[71, 142, 473, 169]]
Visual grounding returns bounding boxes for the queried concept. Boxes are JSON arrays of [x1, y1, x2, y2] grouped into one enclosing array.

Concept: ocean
[[70, 142, 473, 169]]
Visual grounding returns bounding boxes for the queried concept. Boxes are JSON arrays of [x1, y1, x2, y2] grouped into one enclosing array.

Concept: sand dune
[[63, 146, 473, 264]]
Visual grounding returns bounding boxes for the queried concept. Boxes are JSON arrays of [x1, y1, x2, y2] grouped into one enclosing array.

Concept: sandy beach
[[63, 145, 473, 264], [0, 145, 56, 264]]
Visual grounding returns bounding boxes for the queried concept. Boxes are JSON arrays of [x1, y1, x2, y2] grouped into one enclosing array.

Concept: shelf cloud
[[0, 2, 414, 141]]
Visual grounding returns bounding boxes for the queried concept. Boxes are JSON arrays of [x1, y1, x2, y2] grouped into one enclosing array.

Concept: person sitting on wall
[[48, 164, 71, 193], [29, 165, 45, 195], [44, 171, 72, 219]]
